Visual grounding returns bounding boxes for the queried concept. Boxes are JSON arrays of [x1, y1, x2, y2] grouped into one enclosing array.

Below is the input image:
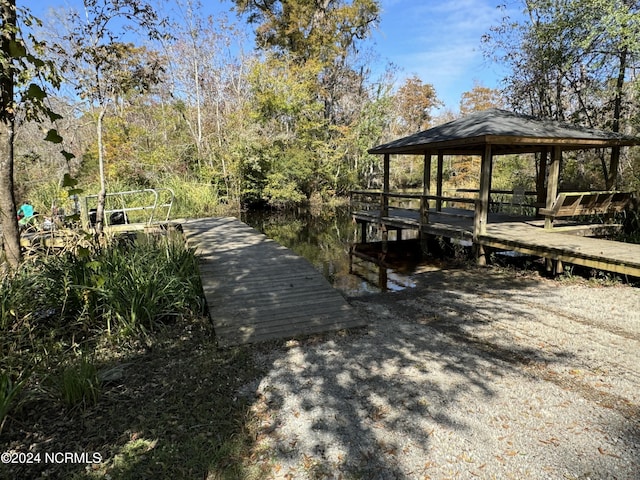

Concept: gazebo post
[[474, 144, 493, 265], [421, 150, 433, 252], [381, 153, 390, 252], [421, 151, 432, 222], [545, 147, 561, 229], [436, 151, 444, 211], [536, 147, 549, 208], [382, 153, 390, 216], [545, 147, 563, 274]]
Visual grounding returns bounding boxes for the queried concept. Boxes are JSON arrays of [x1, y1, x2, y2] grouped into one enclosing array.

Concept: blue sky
[[371, 0, 522, 110], [28, 0, 522, 112]]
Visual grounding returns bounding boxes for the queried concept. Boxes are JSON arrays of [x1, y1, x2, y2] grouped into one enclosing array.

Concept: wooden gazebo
[[352, 109, 640, 276]]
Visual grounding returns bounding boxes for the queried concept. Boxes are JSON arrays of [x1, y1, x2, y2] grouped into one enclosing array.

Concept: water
[[242, 206, 443, 295]]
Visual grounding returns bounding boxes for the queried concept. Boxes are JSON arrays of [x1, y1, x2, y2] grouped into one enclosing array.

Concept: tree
[[459, 81, 505, 116], [55, 0, 165, 235], [1, 1, 61, 269], [484, 0, 640, 188], [392, 75, 440, 134], [0, 0, 19, 269], [231, 0, 385, 204], [232, 0, 380, 125], [232, 0, 379, 62], [162, 0, 254, 203]]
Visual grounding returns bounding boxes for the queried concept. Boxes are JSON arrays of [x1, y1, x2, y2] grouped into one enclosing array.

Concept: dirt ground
[[244, 266, 640, 479], [2, 264, 638, 479]]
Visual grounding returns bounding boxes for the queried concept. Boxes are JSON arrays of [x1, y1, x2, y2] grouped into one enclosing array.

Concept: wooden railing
[[349, 190, 477, 223], [350, 189, 540, 218]]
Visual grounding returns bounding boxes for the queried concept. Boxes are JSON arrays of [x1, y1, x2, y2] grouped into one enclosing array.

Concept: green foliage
[[0, 234, 204, 363], [58, 358, 100, 409], [492, 155, 536, 191], [233, 0, 380, 62], [0, 370, 29, 433]]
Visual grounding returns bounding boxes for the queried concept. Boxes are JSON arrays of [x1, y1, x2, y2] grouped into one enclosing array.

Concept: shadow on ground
[[242, 268, 640, 478], [0, 317, 263, 480]]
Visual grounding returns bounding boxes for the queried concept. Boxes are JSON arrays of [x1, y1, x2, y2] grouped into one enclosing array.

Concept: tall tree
[[484, 0, 640, 188], [162, 0, 253, 201], [55, 0, 165, 235], [392, 75, 440, 134], [232, 0, 380, 124], [0, 0, 19, 269], [232, 0, 383, 204], [1, 1, 60, 269], [459, 81, 505, 116], [232, 0, 379, 62]]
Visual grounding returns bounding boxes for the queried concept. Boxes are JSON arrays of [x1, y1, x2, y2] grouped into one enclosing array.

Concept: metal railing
[[81, 188, 175, 228]]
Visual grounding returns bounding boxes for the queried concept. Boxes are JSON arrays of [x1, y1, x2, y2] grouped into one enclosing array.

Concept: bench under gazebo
[[351, 109, 640, 276]]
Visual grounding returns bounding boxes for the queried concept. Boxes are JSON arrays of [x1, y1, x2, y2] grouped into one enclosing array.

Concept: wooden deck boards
[[353, 209, 640, 277], [181, 217, 364, 346], [482, 222, 640, 276]]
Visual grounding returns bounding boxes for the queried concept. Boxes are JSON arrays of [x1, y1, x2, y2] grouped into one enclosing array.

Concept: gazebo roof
[[369, 108, 640, 156]]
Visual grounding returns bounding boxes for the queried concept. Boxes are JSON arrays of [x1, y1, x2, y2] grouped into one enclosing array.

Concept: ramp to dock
[[181, 217, 364, 346]]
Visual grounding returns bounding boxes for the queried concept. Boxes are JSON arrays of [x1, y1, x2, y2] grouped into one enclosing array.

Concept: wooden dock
[[481, 222, 640, 277], [180, 217, 364, 346], [353, 208, 640, 277]]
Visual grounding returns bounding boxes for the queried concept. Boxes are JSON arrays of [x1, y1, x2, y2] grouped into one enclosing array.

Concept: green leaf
[[26, 83, 46, 100], [61, 150, 75, 161], [44, 129, 63, 144], [8, 40, 27, 59], [62, 173, 78, 188]]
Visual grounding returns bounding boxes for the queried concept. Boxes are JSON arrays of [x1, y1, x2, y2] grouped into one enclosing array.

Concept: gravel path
[[242, 268, 640, 479]]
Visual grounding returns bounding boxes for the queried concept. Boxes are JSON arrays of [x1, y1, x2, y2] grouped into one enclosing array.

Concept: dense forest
[[4, 0, 640, 227]]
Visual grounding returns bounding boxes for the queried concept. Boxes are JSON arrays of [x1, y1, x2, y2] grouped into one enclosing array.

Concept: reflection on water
[[242, 207, 444, 295]]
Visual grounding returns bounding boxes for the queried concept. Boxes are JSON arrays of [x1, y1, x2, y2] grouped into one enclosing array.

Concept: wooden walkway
[[481, 222, 640, 277], [180, 217, 364, 346], [354, 208, 640, 277]]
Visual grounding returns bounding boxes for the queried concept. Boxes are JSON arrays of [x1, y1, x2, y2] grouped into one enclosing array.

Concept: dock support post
[[475, 244, 488, 266], [381, 225, 388, 253]]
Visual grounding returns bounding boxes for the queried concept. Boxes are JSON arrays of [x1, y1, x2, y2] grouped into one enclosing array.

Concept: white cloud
[[373, 0, 519, 109]]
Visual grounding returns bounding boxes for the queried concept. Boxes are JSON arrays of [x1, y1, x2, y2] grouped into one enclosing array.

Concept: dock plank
[[181, 217, 364, 346]]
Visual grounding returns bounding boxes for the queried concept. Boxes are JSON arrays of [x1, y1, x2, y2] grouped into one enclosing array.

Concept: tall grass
[[0, 233, 206, 425], [0, 371, 29, 433], [58, 358, 100, 409], [1, 234, 205, 371]]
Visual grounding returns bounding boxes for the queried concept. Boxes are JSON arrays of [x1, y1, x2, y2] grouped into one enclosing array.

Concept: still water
[[242, 206, 443, 296]]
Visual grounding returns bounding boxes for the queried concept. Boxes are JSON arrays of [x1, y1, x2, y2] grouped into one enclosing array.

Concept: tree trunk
[[607, 46, 628, 190], [0, 0, 21, 269], [0, 121, 20, 270], [94, 108, 107, 237]]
